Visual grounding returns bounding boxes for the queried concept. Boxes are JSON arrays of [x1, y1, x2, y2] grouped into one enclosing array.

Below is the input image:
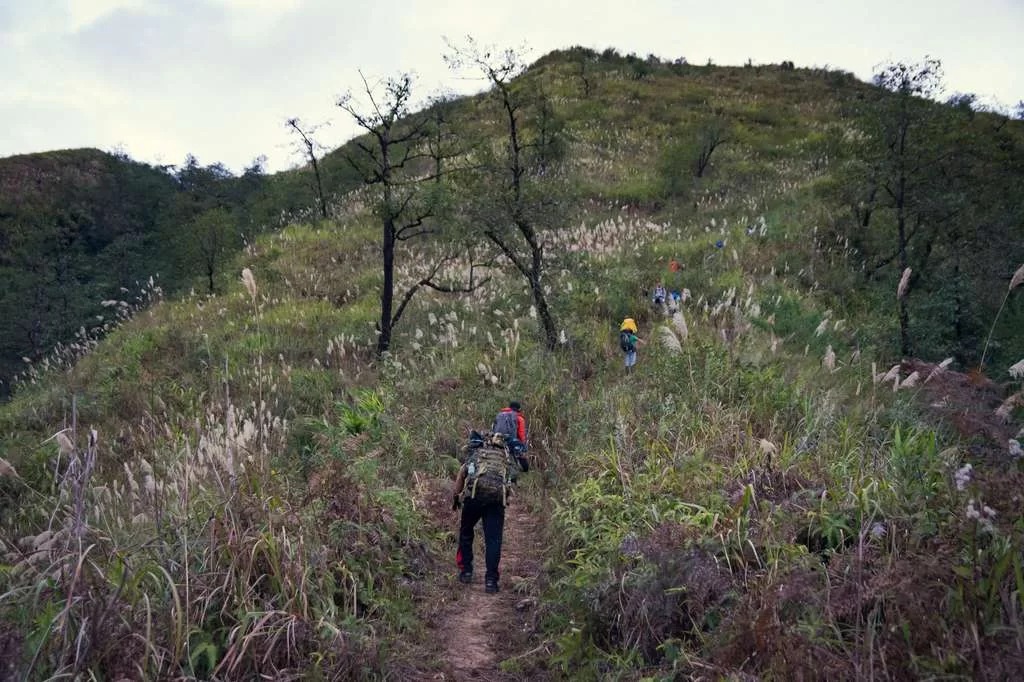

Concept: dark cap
[[509, 401, 522, 411]]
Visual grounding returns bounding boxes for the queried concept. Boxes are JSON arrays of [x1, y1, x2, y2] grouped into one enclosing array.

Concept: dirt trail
[[440, 499, 543, 680], [407, 467, 546, 681]]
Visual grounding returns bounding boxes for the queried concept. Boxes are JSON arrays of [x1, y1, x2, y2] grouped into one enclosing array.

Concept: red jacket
[[496, 407, 527, 442]]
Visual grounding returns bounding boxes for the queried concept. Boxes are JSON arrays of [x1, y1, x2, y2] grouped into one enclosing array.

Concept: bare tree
[[445, 38, 566, 350], [424, 92, 460, 183], [694, 116, 730, 178], [285, 118, 328, 218], [191, 207, 236, 294], [337, 72, 485, 355]]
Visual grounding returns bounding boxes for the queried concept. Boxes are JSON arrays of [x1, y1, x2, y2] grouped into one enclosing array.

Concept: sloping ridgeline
[[0, 48, 1022, 679]]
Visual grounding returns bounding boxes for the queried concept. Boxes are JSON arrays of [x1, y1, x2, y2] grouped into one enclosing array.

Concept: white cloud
[[67, 0, 157, 31], [0, 0, 1021, 172]]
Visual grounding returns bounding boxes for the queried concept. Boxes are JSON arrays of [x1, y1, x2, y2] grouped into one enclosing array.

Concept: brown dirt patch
[[405, 475, 546, 681], [441, 501, 542, 680]]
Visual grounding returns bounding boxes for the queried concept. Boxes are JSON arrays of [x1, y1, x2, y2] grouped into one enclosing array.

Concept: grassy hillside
[[0, 48, 1022, 679], [0, 146, 365, 400]]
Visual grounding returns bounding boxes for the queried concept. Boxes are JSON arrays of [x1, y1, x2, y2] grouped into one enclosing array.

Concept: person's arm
[[516, 414, 527, 443], [451, 464, 467, 509]]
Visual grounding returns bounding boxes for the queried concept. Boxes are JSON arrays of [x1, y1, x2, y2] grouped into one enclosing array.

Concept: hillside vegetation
[[0, 144, 363, 398], [1, 47, 1022, 680]]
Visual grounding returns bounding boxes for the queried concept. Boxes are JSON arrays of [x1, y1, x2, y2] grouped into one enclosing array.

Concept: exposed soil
[[407, 474, 546, 681], [442, 500, 542, 680]]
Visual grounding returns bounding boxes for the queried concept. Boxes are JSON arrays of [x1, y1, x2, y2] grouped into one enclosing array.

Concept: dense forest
[[0, 47, 1022, 679]]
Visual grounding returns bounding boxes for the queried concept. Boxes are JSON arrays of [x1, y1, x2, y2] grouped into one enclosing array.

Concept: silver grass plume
[[672, 312, 688, 340], [1010, 263, 1024, 292], [900, 371, 921, 389], [823, 345, 836, 372], [995, 393, 1022, 423], [926, 357, 954, 383], [659, 326, 683, 354], [981, 262, 1024, 370], [897, 268, 912, 300], [241, 268, 257, 300], [0, 458, 18, 479]]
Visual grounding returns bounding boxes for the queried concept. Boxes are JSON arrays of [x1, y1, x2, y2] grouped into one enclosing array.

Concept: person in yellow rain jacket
[[619, 318, 642, 372]]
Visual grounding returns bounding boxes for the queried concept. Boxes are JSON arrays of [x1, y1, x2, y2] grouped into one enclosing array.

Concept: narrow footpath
[[442, 500, 543, 680], [410, 473, 547, 681]]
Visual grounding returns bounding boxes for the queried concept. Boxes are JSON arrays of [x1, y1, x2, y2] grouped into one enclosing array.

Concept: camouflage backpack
[[463, 433, 517, 505]]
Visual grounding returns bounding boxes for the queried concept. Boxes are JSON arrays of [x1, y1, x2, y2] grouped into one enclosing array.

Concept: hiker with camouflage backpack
[[452, 403, 530, 594]]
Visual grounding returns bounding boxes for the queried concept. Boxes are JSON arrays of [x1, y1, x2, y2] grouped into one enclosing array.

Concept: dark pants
[[456, 497, 505, 582]]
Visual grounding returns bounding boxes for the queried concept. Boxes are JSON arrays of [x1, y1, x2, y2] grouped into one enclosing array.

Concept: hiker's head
[[509, 401, 522, 412]]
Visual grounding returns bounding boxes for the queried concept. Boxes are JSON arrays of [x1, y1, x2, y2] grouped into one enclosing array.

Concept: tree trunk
[[860, 185, 878, 228], [528, 262, 558, 350], [532, 289, 558, 349], [377, 195, 396, 355], [896, 206, 912, 358], [311, 154, 327, 219], [895, 116, 912, 358]]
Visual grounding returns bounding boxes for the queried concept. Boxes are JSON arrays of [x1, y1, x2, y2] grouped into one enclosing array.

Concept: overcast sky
[[2, 0, 1021, 174]]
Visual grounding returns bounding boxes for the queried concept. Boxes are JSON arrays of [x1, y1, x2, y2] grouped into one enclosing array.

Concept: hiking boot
[[485, 579, 499, 594], [458, 572, 473, 584]]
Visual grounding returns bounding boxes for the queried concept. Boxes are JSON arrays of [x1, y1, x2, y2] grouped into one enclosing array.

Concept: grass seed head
[[659, 325, 682, 354], [994, 393, 1022, 423], [1010, 263, 1024, 291], [56, 431, 75, 455], [897, 267, 912, 300], [823, 345, 836, 371], [0, 458, 19, 479]]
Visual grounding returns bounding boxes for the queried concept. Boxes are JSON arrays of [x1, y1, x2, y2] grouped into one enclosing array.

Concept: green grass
[[1, 48, 1022, 680]]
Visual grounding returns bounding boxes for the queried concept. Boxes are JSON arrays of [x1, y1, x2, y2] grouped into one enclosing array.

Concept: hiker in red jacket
[[492, 401, 527, 446]]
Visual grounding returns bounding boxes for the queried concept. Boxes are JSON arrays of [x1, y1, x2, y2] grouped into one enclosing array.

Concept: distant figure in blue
[[652, 281, 667, 312], [668, 289, 683, 313]]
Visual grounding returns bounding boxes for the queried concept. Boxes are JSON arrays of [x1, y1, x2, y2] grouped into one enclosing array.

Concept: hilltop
[[0, 47, 1022, 679]]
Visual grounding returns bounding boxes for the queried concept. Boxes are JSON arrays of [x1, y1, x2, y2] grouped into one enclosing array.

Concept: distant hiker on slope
[[668, 288, 690, 314], [668, 256, 681, 289], [619, 317, 642, 372], [452, 403, 530, 594], [652, 281, 668, 313]]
